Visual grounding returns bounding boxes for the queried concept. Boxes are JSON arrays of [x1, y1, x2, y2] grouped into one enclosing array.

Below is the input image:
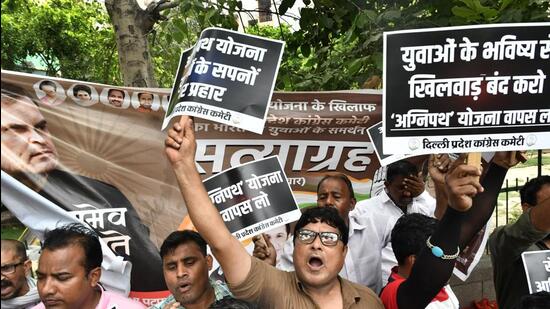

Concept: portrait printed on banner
[[33, 80, 66, 106], [101, 88, 131, 109], [69, 84, 99, 107]]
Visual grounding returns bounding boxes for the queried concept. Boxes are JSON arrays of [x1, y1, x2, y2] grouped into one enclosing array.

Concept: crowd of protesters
[[2, 86, 549, 309]]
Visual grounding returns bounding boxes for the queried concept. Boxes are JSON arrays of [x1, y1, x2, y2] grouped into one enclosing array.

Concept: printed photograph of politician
[[131, 92, 160, 112], [1, 81, 166, 292], [33, 80, 66, 106], [100, 88, 130, 109], [68, 84, 99, 106]]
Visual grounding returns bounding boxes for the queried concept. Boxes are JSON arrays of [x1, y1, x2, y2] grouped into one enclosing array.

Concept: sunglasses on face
[[296, 229, 341, 246]]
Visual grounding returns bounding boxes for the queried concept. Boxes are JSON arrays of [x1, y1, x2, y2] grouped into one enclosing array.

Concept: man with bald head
[[1, 239, 40, 309]]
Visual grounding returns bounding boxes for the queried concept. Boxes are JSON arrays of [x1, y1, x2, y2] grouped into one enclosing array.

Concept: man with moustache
[[32, 224, 144, 309], [107, 89, 125, 107], [252, 172, 394, 294], [0, 82, 165, 293], [1, 240, 40, 309], [165, 116, 387, 308], [151, 230, 252, 309]]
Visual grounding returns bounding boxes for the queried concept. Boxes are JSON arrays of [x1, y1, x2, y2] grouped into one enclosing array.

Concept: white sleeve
[[275, 237, 296, 271], [413, 190, 436, 217]]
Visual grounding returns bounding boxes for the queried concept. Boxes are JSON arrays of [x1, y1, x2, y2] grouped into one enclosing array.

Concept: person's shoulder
[[242, 256, 292, 284], [352, 197, 395, 224], [102, 290, 146, 309], [491, 211, 533, 237], [342, 278, 384, 307], [348, 280, 379, 297], [56, 169, 127, 197], [489, 224, 505, 239], [354, 195, 385, 214], [379, 279, 403, 309], [356, 194, 384, 206]]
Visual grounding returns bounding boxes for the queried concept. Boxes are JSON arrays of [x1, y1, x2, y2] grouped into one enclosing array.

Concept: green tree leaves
[[1, 0, 120, 84]]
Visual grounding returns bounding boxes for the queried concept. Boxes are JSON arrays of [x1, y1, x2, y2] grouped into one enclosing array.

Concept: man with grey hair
[[1, 82, 165, 292]]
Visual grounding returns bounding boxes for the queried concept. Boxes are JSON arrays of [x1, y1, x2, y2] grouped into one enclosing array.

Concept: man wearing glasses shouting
[[1, 239, 40, 309], [165, 116, 383, 308]]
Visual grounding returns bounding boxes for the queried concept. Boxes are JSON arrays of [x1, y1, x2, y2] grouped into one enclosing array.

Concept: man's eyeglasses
[[296, 229, 341, 246], [1, 261, 25, 275]]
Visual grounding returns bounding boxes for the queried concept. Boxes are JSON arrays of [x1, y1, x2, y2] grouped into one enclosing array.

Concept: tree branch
[[147, 0, 181, 15], [142, 0, 182, 32]]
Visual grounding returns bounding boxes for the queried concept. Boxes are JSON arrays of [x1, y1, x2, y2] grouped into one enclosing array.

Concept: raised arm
[[165, 116, 251, 286], [458, 151, 522, 247], [429, 154, 452, 220], [396, 157, 483, 309]]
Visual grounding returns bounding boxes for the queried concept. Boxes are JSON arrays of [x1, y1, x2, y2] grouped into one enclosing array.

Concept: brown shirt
[[229, 257, 384, 309]]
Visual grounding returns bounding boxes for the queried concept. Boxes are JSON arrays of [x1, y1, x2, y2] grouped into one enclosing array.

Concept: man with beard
[[489, 175, 550, 309], [0, 82, 165, 293], [151, 230, 253, 309], [1, 240, 40, 309]]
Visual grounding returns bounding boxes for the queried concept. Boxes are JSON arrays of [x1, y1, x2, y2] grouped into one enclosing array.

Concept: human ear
[[88, 267, 102, 287]]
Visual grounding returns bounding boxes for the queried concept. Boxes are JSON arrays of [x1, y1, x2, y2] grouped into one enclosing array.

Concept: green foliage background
[[1, 0, 121, 84], [2, 0, 548, 89]]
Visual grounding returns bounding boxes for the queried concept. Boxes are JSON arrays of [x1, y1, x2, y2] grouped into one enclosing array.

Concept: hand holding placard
[[445, 154, 484, 212]]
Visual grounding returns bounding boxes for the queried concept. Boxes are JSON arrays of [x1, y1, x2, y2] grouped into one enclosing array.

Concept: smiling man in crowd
[[107, 89, 125, 107]]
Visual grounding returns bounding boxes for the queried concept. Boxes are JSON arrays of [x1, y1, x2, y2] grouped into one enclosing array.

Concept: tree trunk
[[105, 0, 158, 87]]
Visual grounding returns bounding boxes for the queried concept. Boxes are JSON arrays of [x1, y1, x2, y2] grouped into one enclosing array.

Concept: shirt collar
[[340, 276, 362, 307], [380, 189, 394, 205], [164, 279, 231, 309], [380, 189, 411, 213], [293, 275, 361, 306]]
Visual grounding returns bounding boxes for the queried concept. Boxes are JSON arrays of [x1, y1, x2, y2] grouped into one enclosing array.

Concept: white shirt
[[355, 189, 436, 286], [429, 285, 460, 309], [276, 209, 395, 294]]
